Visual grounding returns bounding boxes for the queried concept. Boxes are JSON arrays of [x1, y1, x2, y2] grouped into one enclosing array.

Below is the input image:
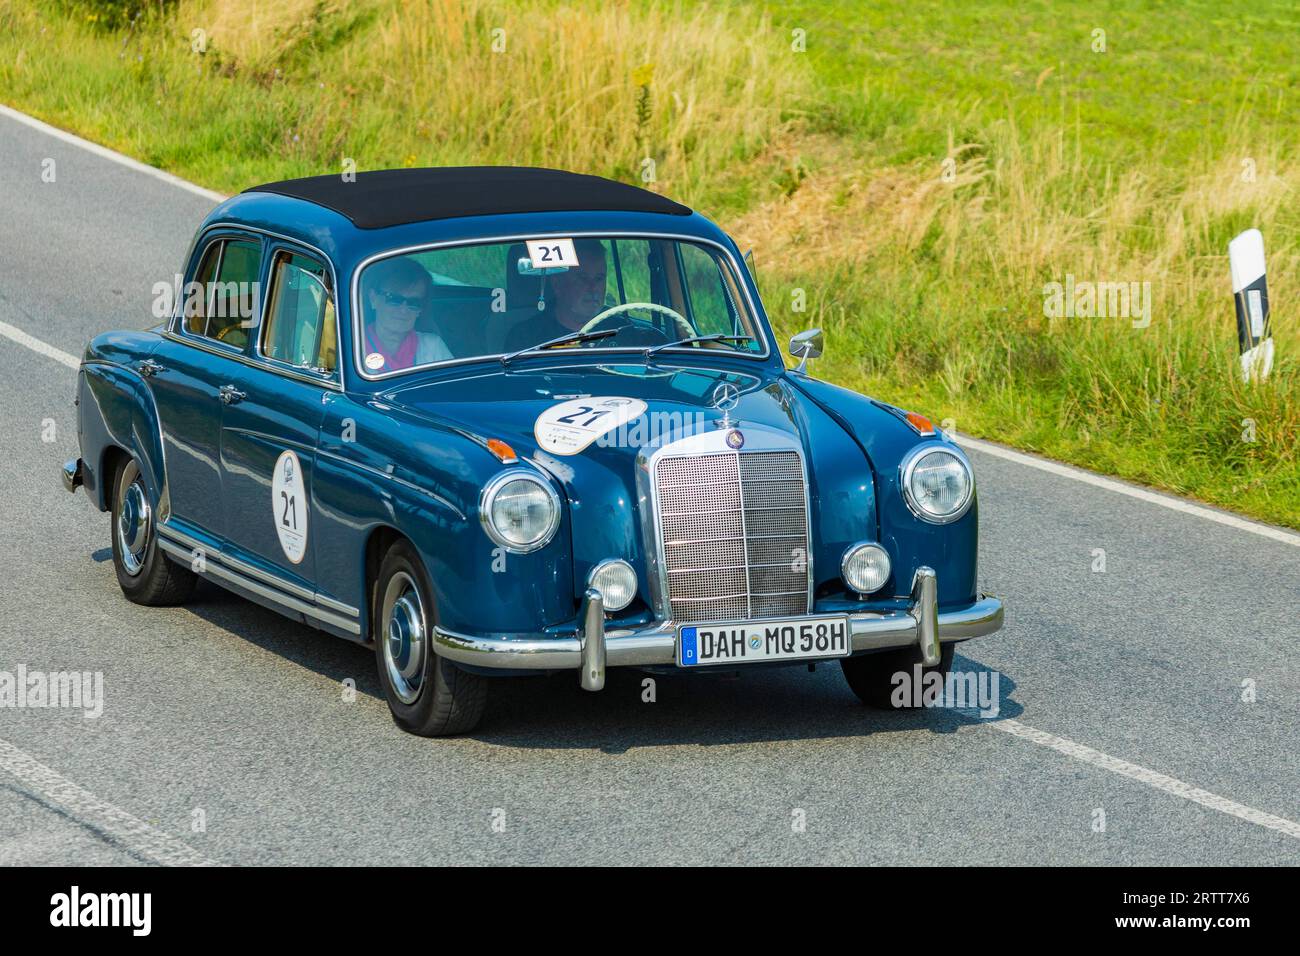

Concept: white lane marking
[[990, 719, 1300, 840], [955, 433, 1300, 548], [0, 102, 228, 203], [0, 320, 81, 369], [0, 736, 222, 866]]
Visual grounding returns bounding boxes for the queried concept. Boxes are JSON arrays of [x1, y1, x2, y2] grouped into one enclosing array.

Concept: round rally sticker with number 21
[[534, 397, 647, 455], [272, 449, 308, 564]]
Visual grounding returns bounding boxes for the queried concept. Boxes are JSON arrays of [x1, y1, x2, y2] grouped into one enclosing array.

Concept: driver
[[504, 238, 609, 352]]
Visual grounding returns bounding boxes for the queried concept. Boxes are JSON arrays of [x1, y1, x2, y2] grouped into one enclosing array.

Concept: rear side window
[[182, 238, 261, 348], [260, 250, 336, 374]]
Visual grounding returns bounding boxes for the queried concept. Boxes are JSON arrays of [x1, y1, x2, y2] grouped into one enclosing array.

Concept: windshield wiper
[[644, 333, 755, 360], [500, 328, 617, 366]]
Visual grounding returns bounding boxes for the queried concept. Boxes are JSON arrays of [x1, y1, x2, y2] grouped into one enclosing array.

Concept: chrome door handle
[[138, 359, 166, 377], [218, 385, 246, 405]]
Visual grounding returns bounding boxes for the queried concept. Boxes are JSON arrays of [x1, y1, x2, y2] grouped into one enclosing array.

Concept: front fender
[[314, 396, 575, 640], [787, 374, 978, 607]]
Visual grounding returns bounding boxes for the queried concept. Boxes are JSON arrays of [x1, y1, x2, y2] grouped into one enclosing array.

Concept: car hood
[[383, 359, 892, 602], [385, 359, 803, 453]]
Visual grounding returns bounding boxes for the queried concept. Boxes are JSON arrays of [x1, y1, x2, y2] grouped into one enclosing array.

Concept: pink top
[[365, 327, 418, 370]]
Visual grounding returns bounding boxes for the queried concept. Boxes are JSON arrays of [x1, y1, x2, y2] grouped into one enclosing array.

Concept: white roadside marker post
[[1229, 228, 1273, 382]]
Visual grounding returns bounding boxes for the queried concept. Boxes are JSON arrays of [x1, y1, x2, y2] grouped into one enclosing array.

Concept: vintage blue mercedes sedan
[[62, 166, 1002, 735]]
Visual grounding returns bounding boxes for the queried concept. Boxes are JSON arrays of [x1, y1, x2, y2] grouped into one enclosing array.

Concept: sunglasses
[[377, 289, 424, 310]]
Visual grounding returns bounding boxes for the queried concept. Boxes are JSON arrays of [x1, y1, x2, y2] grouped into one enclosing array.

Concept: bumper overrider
[[435, 566, 1003, 691]]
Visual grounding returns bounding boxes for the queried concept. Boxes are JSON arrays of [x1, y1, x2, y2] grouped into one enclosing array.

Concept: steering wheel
[[579, 301, 694, 346]]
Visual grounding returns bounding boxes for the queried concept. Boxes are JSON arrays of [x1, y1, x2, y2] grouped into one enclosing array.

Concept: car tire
[[372, 538, 486, 736], [109, 456, 197, 606], [840, 642, 955, 709]]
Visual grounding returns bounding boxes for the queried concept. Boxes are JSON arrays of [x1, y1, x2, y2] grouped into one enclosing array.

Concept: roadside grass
[[2, 0, 1297, 526]]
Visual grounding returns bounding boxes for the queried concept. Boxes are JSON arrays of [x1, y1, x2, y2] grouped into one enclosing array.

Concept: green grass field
[[3, 0, 1297, 526]]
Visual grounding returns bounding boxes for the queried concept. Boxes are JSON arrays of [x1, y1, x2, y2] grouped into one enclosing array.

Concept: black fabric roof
[[243, 166, 692, 229]]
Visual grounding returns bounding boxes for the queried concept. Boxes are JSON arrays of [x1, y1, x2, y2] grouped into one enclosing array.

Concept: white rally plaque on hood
[[534, 397, 647, 455]]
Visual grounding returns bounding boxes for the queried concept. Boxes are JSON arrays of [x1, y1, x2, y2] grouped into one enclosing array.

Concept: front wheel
[[110, 456, 196, 606], [372, 539, 486, 736], [840, 642, 955, 709]]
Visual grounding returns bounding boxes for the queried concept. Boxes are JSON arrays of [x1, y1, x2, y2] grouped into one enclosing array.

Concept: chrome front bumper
[[434, 566, 1003, 692]]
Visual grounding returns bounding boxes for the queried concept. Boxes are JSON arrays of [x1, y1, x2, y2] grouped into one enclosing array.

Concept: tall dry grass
[[165, 0, 812, 203], [734, 113, 1299, 520]]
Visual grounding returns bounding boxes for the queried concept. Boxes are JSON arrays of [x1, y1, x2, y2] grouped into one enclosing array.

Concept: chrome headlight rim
[[479, 469, 562, 554], [587, 558, 638, 612], [841, 541, 892, 595], [899, 443, 975, 525]]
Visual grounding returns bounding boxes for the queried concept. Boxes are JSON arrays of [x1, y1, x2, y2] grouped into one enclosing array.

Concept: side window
[[182, 238, 261, 348], [678, 243, 738, 336], [260, 250, 336, 374]]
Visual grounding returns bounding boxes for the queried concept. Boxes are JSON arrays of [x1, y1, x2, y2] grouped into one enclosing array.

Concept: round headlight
[[588, 559, 637, 612], [842, 542, 891, 594], [480, 471, 560, 553], [902, 446, 974, 523]]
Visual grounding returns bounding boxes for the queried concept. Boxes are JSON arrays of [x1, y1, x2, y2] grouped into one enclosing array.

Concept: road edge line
[[989, 719, 1300, 840], [0, 102, 228, 203], [0, 736, 223, 866], [0, 320, 81, 369], [955, 433, 1300, 548]]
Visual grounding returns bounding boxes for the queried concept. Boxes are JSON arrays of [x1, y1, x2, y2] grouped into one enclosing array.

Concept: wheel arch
[[79, 359, 167, 514], [362, 523, 411, 642], [99, 445, 131, 510]]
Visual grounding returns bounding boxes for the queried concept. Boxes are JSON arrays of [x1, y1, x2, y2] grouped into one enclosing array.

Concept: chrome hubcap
[[381, 571, 427, 704], [116, 462, 151, 577]]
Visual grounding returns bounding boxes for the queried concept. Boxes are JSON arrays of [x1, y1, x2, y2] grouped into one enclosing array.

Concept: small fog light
[[588, 559, 637, 612], [842, 542, 891, 594]]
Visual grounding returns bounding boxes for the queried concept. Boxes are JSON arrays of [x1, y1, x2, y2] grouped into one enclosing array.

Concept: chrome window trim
[[160, 329, 345, 392], [170, 233, 249, 357], [899, 442, 975, 525], [478, 468, 562, 554], [348, 231, 776, 383], [634, 421, 813, 623], [168, 222, 345, 391], [253, 244, 339, 384]]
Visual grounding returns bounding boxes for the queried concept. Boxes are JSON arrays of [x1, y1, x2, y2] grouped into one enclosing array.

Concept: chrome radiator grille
[[655, 450, 811, 623]]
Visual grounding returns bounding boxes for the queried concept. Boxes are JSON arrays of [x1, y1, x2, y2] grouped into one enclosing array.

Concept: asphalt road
[[1, 106, 1298, 866]]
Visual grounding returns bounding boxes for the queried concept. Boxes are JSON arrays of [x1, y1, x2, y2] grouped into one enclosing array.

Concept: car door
[[218, 243, 339, 600], [149, 232, 262, 549]]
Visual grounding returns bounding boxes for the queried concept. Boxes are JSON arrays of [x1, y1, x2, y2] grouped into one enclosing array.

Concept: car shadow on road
[[477, 653, 1022, 753], [177, 581, 1022, 752], [177, 578, 385, 691]]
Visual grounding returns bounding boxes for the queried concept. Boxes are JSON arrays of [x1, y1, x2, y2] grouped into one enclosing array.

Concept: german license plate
[[677, 616, 851, 667]]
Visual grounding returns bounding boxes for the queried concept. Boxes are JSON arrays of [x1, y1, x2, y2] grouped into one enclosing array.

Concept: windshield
[[353, 236, 765, 376]]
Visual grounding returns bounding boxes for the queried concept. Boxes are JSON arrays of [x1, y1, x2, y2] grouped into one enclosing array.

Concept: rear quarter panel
[[78, 331, 166, 511]]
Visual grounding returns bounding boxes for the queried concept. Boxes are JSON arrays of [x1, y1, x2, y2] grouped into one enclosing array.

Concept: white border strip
[[0, 102, 228, 203], [990, 719, 1300, 840], [0, 737, 222, 866], [0, 320, 81, 369], [955, 433, 1300, 548]]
